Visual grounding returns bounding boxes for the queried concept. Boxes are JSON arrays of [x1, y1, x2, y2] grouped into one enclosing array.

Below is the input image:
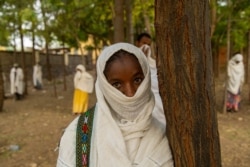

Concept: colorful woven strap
[[76, 106, 95, 167]]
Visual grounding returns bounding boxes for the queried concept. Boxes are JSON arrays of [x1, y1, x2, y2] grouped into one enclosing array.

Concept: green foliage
[[0, 0, 156, 50], [133, 0, 154, 36], [1, 0, 249, 54], [50, 0, 112, 48], [0, 0, 37, 47], [212, 0, 250, 52]]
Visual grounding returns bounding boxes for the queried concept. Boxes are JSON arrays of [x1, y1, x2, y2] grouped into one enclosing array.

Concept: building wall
[[0, 50, 93, 82]]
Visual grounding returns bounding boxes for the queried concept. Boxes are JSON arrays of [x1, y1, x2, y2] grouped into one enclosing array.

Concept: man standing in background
[[10, 63, 24, 100], [136, 33, 166, 125]]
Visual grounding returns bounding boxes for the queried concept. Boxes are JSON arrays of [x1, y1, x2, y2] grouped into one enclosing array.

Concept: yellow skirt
[[72, 89, 89, 114]]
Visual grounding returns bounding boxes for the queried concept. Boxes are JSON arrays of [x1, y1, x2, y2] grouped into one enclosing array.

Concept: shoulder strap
[[76, 106, 95, 167]]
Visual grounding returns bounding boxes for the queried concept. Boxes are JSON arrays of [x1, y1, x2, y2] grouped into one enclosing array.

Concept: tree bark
[[210, 0, 217, 37], [223, 0, 232, 113], [113, 0, 124, 43], [212, 41, 219, 78], [210, 0, 219, 78], [155, 1, 221, 166], [0, 61, 4, 112], [40, 0, 52, 81], [18, 18, 28, 95], [125, 0, 134, 43], [248, 30, 250, 101]]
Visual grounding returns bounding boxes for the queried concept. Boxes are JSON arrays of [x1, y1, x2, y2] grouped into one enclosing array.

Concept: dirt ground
[[0, 70, 249, 167]]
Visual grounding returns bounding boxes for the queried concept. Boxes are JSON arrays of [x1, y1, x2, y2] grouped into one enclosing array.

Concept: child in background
[[136, 32, 166, 125]]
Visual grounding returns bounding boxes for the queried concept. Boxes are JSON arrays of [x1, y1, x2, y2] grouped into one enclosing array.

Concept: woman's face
[[104, 54, 144, 97]]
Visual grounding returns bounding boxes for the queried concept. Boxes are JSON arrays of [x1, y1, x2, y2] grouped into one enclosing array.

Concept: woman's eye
[[112, 82, 121, 89], [134, 77, 143, 85]]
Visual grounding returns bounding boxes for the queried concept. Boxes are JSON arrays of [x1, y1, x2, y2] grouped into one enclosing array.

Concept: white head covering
[[96, 42, 154, 120], [76, 64, 86, 72], [227, 53, 245, 94], [91, 42, 158, 165], [74, 64, 94, 93], [56, 43, 173, 167], [233, 53, 243, 62]]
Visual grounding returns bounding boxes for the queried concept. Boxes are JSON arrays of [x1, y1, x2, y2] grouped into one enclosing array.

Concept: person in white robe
[[33, 62, 43, 90], [226, 53, 245, 112], [56, 43, 173, 167], [72, 64, 94, 114], [10, 63, 24, 100], [135, 32, 166, 125]]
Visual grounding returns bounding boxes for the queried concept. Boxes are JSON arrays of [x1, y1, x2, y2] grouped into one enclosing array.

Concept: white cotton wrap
[[90, 43, 173, 166], [56, 43, 173, 167], [140, 44, 166, 125], [74, 64, 94, 93], [227, 54, 245, 95]]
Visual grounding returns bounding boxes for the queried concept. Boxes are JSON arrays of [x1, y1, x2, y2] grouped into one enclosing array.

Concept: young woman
[[57, 43, 173, 167]]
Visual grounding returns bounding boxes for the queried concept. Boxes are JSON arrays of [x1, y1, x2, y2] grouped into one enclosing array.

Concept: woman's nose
[[123, 84, 136, 97]]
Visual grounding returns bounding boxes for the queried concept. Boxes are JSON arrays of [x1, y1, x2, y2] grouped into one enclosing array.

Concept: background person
[[72, 64, 94, 115], [10, 63, 24, 100], [226, 53, 245, 112], [135, 32, 166, 125]]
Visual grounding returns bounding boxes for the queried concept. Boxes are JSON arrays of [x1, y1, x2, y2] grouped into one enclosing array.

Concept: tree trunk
[[40, 0, 52, 81], [212, 41, 219, 78], [18, 18, 28, 95], [0, 61, 4, 112], [140, 0, 151, 34], [32, 25, 36, 64], [125, 0, 133, 43], [248, 30, 250, 101], [210, 0, 217, 37], [113, 0, 124, 43], [155, 1, 221, 166], [223, 0, 232, 113], [62, 41, 67, 91], [140, 0, 156, 58], [45, 41, 52, 81]]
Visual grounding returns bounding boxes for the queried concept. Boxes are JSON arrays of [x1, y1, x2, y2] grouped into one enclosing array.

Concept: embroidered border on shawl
[[76, 106, 95, 167]]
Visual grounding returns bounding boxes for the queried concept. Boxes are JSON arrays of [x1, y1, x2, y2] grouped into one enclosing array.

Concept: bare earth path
[[0, 73, 249, 167]]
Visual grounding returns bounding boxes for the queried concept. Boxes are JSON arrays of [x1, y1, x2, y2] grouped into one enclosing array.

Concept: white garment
[[227, 53, 244, 95], [10, 67, 24, 95], [33, 64, 43, 87], [57, 43, 173, 167], [140, 44, 166, 125], [74, 64, 94, 93], [57, 112, 173, 167]]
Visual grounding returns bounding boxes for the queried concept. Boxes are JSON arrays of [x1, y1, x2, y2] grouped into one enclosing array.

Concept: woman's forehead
[[97, 43, 149, 75]]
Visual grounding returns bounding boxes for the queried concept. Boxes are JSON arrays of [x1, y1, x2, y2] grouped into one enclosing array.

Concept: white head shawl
[[96, 42, 154, 121], [74, 64, 94, 93], [227, 53, 245, 94], [91, 42, 156, 165]]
